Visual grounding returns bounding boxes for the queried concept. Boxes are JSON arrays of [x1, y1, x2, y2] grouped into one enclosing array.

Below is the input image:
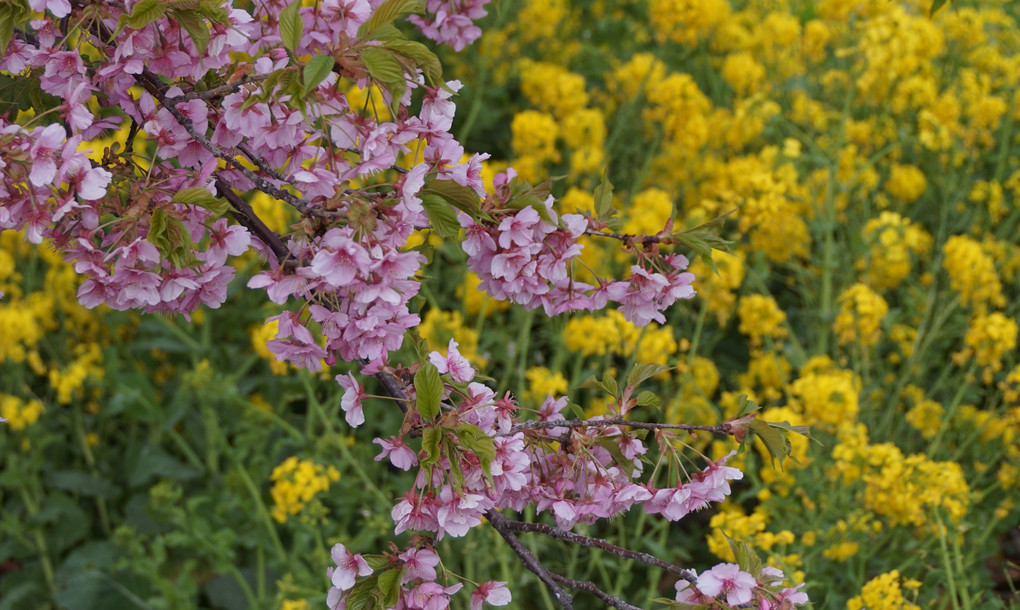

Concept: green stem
[[231, 458, 288, 562], [926, 362, 977, 458]]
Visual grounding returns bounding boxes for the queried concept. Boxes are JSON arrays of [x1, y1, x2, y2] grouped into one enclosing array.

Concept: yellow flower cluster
[[49, 342, 104, 405], [831, 424, 970, 527], [0, 394, 45, 432], [269, 457, 340, 524], [903, 385, 944, 440], [523, 367, 569, 404], [846, 570, 920, 610], [860, 212, 932, 290], [790, 365, 860, 432], [833, 284, 889, 347], [511, 110, 560, 183], [737, 294, 787, 347], [943, 235, 1005, 312], [963, 312, 1018, 370], [621, 188, 674, 237], [518, 60, 589, 119], [561, 310, 677, 366], [884, 164, 927, 202], [649, 0, 730, 46]]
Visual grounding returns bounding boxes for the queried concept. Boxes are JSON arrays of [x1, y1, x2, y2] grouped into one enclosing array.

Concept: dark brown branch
[[548, 574, 643, 610], [214, 178, 292, 266], [485, 510, 574, 609], [493, 518, 686, 576], [162, 74, 273, 104], [506, 416, 732, 437]]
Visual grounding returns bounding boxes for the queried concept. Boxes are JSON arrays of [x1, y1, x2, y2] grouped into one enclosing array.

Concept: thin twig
[[505, 416, 732, 437], [162, 74, 274, 104], [548, 574, 644, 610], [485, 510, 574, 609], [214, 178, 292, 265], [494, 518, 687, 576]]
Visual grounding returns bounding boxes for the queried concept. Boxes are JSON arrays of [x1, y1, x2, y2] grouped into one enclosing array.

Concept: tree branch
[[505, 416, 732, 437], [493, 517, 686, 576], [485, 510, 574, 610], [548, 574, 644, 610]]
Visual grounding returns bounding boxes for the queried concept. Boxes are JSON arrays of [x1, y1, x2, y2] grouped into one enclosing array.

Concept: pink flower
[[398, 547, 440, 582], [28, 124, 66, 186], [336, 372, 366, 427], [328, 543, 372, 591], [373, 436, 418, 471], [470, 581, 511, 609], [696, 563, 756, 606], [429, 339, 475, 383], [674, 579, 712, 604], [28, 0, 71, 17]]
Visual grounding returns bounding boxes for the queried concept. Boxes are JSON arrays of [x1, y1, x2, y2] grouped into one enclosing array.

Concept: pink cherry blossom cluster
[[674, 564, 808, 608], [460, 171, 696, 323], [408, 0, 492, 52], [327, 543, 510, 610], [340, 341, 739, 538]]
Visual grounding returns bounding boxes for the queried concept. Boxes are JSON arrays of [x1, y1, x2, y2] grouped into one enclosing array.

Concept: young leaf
[[414, 362, 442, 420], [420, 194, 461, 239], [747, 418, 791, 469], [361, 46, 406, 112], [377, 568, 405, 608], [125, 0, 166, 29], [420, 427, 443, 469], [626, 363, 670, 387], [384, 39, 442, 84], [303, 54, 336, 92], [634, 390, 660, 408], [454, 424, 496, 475], [0, 1, 31, 53], [357, 0, 424, 38], [593, 172, 615, 219], [421, 179, 481, 216], [279, 1, 303, 53], [173, 9, 210, 55], [172, 187, 229, 216]]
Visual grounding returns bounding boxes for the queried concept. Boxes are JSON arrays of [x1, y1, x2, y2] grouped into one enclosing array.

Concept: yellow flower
[[790, 367, 859, 432], [518, 60, 589, 119], [523, 367, 569, 404], [649, 0, 730, 46], [846, 570, 920, 610], [269, 457, 341, 524], [884, 164, 927, 202], [963, 312, 1018, 372], [943, 235, 1005, 312], [722, 52, 766, 97], [0, 394, 45, 432], [737, 294, 788, 347], [833, 284, 888, 347]]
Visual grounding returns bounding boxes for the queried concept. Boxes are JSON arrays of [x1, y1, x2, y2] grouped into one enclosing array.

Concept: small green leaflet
[[124, 0, 165, 29], [357, 0, 424, 38], [279, 1, 303, 53], [414, 362, 442, 420], [361, 47, 407, 115], [171, 187, 230, 217], [0, 1, 31, 53], [173, 9, 210, 55], [593, 171, 615, 219], [626, 362, 670, 387], [420, 194, 461, 239], [420, 427, 443, 469], [303, 55, 335, 92], [930, 0, 949, 16]]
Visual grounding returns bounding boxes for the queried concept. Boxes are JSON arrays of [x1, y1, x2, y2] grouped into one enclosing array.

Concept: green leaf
[[49, 471, 118, 498], [364, 555, 390, 571], [626, 363, 670, 388], [125, 0, 166, 29], [361, 46, 407, 115], [303, 54, 336, 93], [420, 427, 443, 469], [930, 0, 949, 16], [345, 575, 382, 610], [454, 423, 496, 475], [422, 179, 482, 216], [735, 393, 760, 417], [420, 193, 461, 239], [377, 569, 404, 608], [172, 187, 230, 216], [726, 535, 764, 577], [747, 418, 791, 469], [357, 0, 424, 38], [0, 1, 31, 53], [603, 374, 618, 398], [593, 171, 615, 218], [384, 39, 442, 84], [279, 1, 303, 52], [414, 361, 443, 419], [173, 9, 210, 55], [635, 390, 660, 408]]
